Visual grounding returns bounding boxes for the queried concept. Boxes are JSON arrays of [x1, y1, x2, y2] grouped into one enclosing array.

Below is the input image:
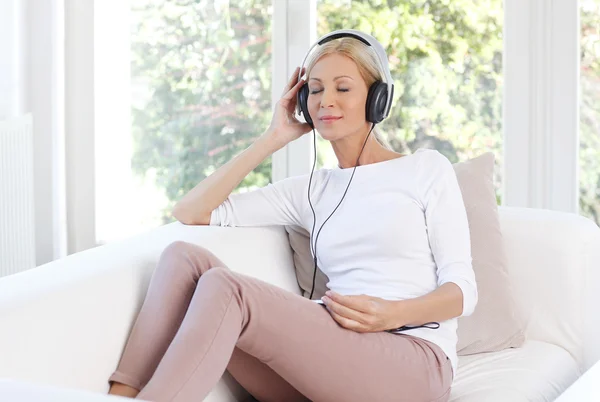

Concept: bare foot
[[109, 381, 140, 398]]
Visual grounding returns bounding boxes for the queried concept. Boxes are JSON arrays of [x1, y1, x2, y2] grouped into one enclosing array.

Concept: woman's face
[[307, 53, 370, 140]]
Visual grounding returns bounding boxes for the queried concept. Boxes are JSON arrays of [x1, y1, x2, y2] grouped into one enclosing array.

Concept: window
[[580, 0, 600, 226], [95, 0, 273, 244], [315, 0, 504, 203]]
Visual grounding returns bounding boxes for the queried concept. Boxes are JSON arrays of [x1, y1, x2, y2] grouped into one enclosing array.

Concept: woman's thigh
[[206, 269, 453, 402]]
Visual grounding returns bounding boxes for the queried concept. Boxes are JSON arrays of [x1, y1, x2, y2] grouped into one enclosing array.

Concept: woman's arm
[[417, 151, 478, 319], [173, 132, 281, 225], [388, 282, 463, 329]]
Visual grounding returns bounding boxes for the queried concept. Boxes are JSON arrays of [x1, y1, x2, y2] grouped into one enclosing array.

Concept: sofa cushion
[[285, 151, 526, 355], [285, 224, 330, 300], [450, 340, 580, 402], [452, 152, 526, 355]]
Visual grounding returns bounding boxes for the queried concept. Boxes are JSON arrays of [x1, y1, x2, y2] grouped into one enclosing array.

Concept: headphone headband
[[296, 29, 394, 119]]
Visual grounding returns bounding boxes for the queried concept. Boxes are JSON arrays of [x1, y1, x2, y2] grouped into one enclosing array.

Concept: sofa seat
[[450, 340, 580, 402]]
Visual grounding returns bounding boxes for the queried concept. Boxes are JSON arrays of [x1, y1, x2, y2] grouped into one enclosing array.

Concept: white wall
[[0, 0, 27, 119], [0, 0, 67, 266]]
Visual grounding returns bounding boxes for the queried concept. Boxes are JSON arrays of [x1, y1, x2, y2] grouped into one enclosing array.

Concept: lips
[[319, 116, 342, 121]]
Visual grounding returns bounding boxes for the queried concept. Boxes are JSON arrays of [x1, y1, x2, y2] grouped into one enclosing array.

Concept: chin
[[316, 129, 341, 141], [316, 124, 344, 137]]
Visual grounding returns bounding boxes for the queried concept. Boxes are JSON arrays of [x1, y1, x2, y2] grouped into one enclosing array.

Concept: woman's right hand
[[265, 67, 313, 149]]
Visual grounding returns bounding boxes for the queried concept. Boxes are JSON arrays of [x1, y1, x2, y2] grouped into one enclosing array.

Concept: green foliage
[[130, 0, 273, 223], [129, 0, 599, 226]]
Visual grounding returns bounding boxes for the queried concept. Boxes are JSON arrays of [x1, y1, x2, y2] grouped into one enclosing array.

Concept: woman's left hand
[[321, 290, 399, 333]]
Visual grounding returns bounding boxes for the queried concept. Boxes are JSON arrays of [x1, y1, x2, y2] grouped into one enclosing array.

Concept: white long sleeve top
[[210, 147, 478, 378]]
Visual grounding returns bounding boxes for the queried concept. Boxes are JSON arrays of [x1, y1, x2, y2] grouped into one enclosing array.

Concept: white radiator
[[0, 114, 36, 277]]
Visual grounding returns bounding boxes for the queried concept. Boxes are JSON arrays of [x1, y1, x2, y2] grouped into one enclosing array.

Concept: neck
[[332, 126, 387, 169]]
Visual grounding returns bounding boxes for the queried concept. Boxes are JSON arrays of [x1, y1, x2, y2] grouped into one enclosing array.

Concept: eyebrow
[[309, 75, 354, 82]]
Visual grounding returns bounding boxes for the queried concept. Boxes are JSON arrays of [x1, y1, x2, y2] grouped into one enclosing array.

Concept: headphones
[[296, 29, 395, 128]]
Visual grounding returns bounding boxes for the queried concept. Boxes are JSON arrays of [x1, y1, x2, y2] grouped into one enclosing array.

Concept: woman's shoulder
[[412, 149, 456, 198], [413, 147, 444, 159], [413, 148, 452, 170]]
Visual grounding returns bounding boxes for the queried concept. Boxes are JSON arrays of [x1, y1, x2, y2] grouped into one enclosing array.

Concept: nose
[[320, 87, 336, 108]]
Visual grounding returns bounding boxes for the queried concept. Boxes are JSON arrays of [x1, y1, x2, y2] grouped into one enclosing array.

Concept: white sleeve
[[418, 151, 478, 317], [209, 173, 308, 228]]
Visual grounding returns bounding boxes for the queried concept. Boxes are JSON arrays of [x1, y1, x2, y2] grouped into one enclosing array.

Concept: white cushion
[[498, 207, 600, 370], [555, 360, 600, 401], [0, 378, 144, 401], [450, 340, 580, 402]]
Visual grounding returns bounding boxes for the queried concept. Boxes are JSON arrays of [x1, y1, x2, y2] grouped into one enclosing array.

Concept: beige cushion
[[451, 152, 526, 354], [284, 151, 526, 356], [284, 224, 330, 300]]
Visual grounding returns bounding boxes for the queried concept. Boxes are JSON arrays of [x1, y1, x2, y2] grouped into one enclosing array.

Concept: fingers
[[281, 77, 305, 101], [322, 296, 370, 325], [286, 67, 300, 89], [282, 66, 306, 96], [328, 309, 361, 331], [326, 292, 373, 314], [298, 66, 306, 80]]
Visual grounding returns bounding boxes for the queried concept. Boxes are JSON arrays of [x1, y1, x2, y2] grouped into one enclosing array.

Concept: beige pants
[[108, 241, 453, 402]]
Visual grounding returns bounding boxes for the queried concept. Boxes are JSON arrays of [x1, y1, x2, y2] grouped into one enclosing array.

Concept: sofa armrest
[[498, 206, 600, 372], [0, 222, 299, 396]]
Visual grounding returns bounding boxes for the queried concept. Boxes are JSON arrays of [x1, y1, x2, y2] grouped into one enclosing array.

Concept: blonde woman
[[107, 30, 476, 402]]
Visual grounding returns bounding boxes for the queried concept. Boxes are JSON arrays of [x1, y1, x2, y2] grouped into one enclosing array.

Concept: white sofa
[[1, 206, 599, 402]]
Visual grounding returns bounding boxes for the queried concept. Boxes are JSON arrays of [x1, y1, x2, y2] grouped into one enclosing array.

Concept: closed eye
[[310, 89, 350, 94]]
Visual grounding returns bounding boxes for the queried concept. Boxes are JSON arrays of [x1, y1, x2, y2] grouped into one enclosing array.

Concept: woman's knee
[[157, 241, 224, 279], [161, 240, 209, 257], [200, 266, 235, 283], [160, 241, 219, 267], [195, 267, 241, 299]]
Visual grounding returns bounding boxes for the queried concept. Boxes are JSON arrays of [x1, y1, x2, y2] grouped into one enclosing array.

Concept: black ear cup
[[365, 81, 388, 124], [298, 83, 313, 128]]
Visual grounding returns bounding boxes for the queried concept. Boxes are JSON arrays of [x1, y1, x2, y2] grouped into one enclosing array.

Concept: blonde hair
[[304, 37, 394, 151]]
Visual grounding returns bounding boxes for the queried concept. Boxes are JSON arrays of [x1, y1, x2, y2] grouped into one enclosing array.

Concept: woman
[[107, 33, 477, 402]]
